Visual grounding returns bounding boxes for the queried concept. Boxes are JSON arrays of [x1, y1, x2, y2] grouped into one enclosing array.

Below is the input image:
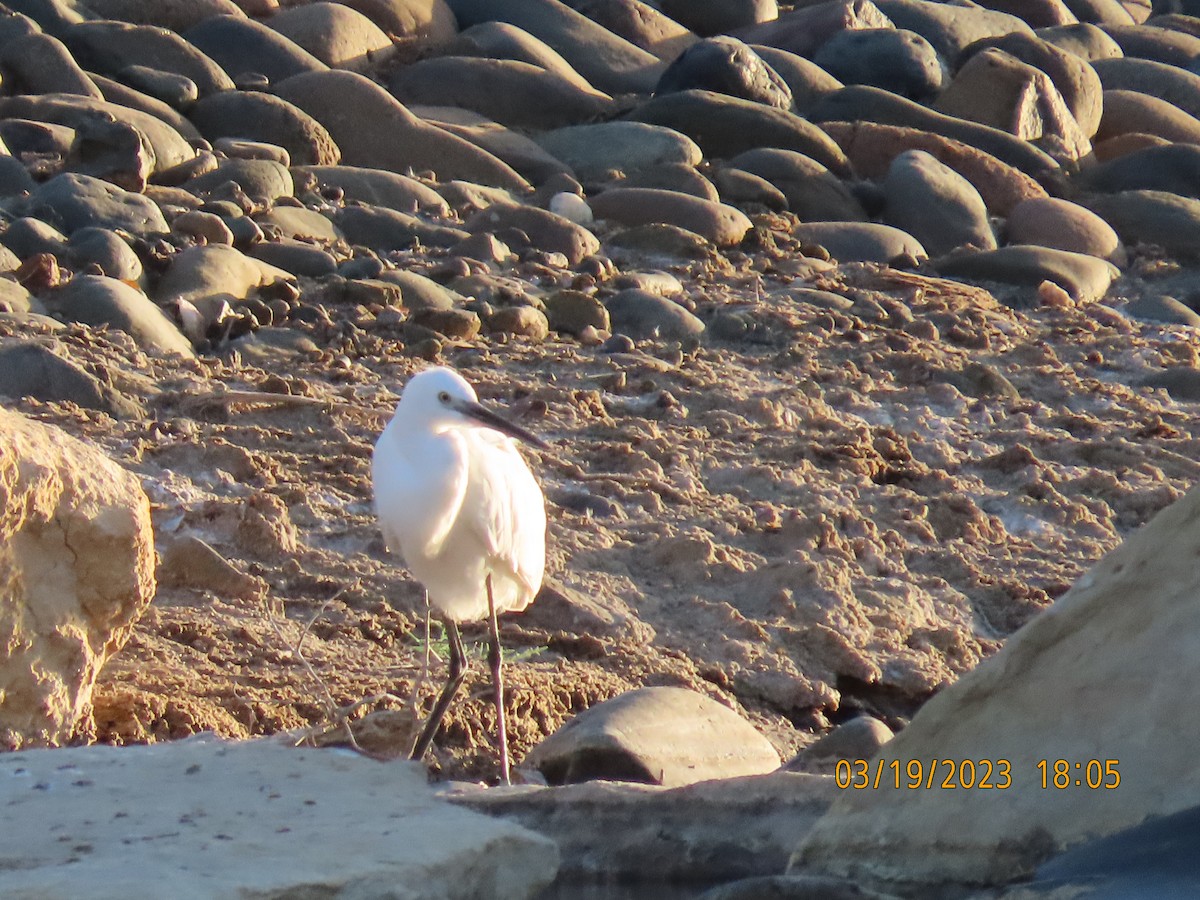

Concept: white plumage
[[371, 365, 547, 782]]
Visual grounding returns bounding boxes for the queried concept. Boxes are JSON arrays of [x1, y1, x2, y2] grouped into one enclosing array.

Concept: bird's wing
[[372, 423, 469, 563], [462, 434, 546, 600]]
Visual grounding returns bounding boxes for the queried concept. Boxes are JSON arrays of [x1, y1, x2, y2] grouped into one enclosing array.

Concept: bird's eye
[[437, 391, 451, 404]]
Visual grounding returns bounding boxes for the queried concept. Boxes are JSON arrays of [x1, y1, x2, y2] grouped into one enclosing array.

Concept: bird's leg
[[410, 617, 467, 763], [486, 574, 511, 785]]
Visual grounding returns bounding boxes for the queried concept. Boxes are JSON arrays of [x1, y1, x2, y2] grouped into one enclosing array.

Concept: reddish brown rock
[[821, 121, 1047, 215]]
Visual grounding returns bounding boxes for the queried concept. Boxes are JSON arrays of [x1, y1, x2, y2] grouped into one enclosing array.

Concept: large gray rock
[[1093, 55, 1200, 120], [184, 13, 329, 84], [0, 738, 559, 898], [590, 187, 752, 246], [730, 147, 867, 221], [571, 0, 697, 62], [446, 0, 665, 94], [449, 21, 597, 91], [453, 772, 837, 884], [811, 85, 1061, 183], [189, 90, 340, 167], [0, 31, 102, 98], [534, 121, 702, 183], [661, 0, 776, 36], [883, 149, 995, 255], [604, 288, 706, 340], [793, 481, 1200, 889], [81, 0, 245, 30], [814, 28, 944, 101], [152, 245, 293, 322], [793, 221, 928, 263], [750, 45, 843, 114], [655, 36, 792, 110], [47, 275, 196, 357], [389, 57, 615, 130], [526, 687, 779, 786], [0, 93, 196, 175], [0, 407, 154, 748], [1084, 189, 1200, 259], [335, 204, 469, 250], [465, 202, 600, 264], [62, 19, 235, 96], [872, 0, 1034, 58], [1004, 196, 1125, 263], [184, 158, 295, 204], [295, 164, 449, 215], [626, 89, 851, 176], [274, 69, 529, 191], [0, 341, 142, 416], [416, 106, 575, 185], [24, 173, 168, 236], [936, 244, 1118, 302]]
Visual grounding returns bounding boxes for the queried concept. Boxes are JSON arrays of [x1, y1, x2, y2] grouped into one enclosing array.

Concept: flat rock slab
[[451, 771, 837, 885], [0, 737, 559, 899]]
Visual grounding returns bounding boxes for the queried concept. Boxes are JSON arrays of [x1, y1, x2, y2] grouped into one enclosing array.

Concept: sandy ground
[[12, 232, 1200, 783]]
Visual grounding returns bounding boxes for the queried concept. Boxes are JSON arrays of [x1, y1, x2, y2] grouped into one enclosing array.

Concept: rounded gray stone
[[24, 173, 168, 236], [655, 36, 792, 110], [935, 245, 1118, 302], [792, 221, 928, 263], [388, 56, 614, 130], [749, 45, 843, 114], [729, 148, 867, 222], [626, 89, 851, 176], [48, 274, 195, 356], [534, 121, 702, 183], [62, 19, 234, 97], [184, 14, 329, 85], [605, 288, 705, 340], [274, 69, 529, 191], [883, 149, 996, 255], [189, 91, 340, 167], [814, 28, 945, 101]]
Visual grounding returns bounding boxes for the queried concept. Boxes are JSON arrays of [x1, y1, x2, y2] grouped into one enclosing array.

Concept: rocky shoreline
[[4, 0, 1200, 894]]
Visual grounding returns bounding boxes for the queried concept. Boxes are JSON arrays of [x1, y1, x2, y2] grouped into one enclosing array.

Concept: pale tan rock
[[267, 1, 394, 71], [793, 481, 1200, 888], [0, 408, 155, 749], [934, 48, 1091, 164], [526, 686, 781, 786], [152, 244, 295, 318], [0, 738, 559, 898]]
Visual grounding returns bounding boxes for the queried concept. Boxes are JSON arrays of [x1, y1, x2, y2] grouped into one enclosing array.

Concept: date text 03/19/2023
[[834, 759, 1122, 790]]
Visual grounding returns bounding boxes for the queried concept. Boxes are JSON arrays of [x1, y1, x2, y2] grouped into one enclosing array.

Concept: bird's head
[[398, 366, 549, 449]]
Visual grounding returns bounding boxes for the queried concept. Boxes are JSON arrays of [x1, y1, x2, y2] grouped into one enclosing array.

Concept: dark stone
[[655, 36, 792, 110]]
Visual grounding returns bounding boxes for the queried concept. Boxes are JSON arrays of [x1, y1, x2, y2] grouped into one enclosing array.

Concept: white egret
[[372, 366, 548, 783]]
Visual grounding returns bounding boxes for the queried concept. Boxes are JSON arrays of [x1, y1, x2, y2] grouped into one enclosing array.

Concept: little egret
[[372, 366, 548, 783]]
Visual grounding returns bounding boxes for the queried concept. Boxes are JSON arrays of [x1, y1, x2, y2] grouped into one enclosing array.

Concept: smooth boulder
[[883, 149, 996, 255], [590, 187, 753, 246], [626, 89, 851, 176], [273, 70, 529, 191], [47, 274, 195, 356]]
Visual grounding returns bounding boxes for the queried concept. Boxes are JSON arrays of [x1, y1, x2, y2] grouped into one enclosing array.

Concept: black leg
[[486, 574, 511, 785], [410, 617, 467, 762]]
